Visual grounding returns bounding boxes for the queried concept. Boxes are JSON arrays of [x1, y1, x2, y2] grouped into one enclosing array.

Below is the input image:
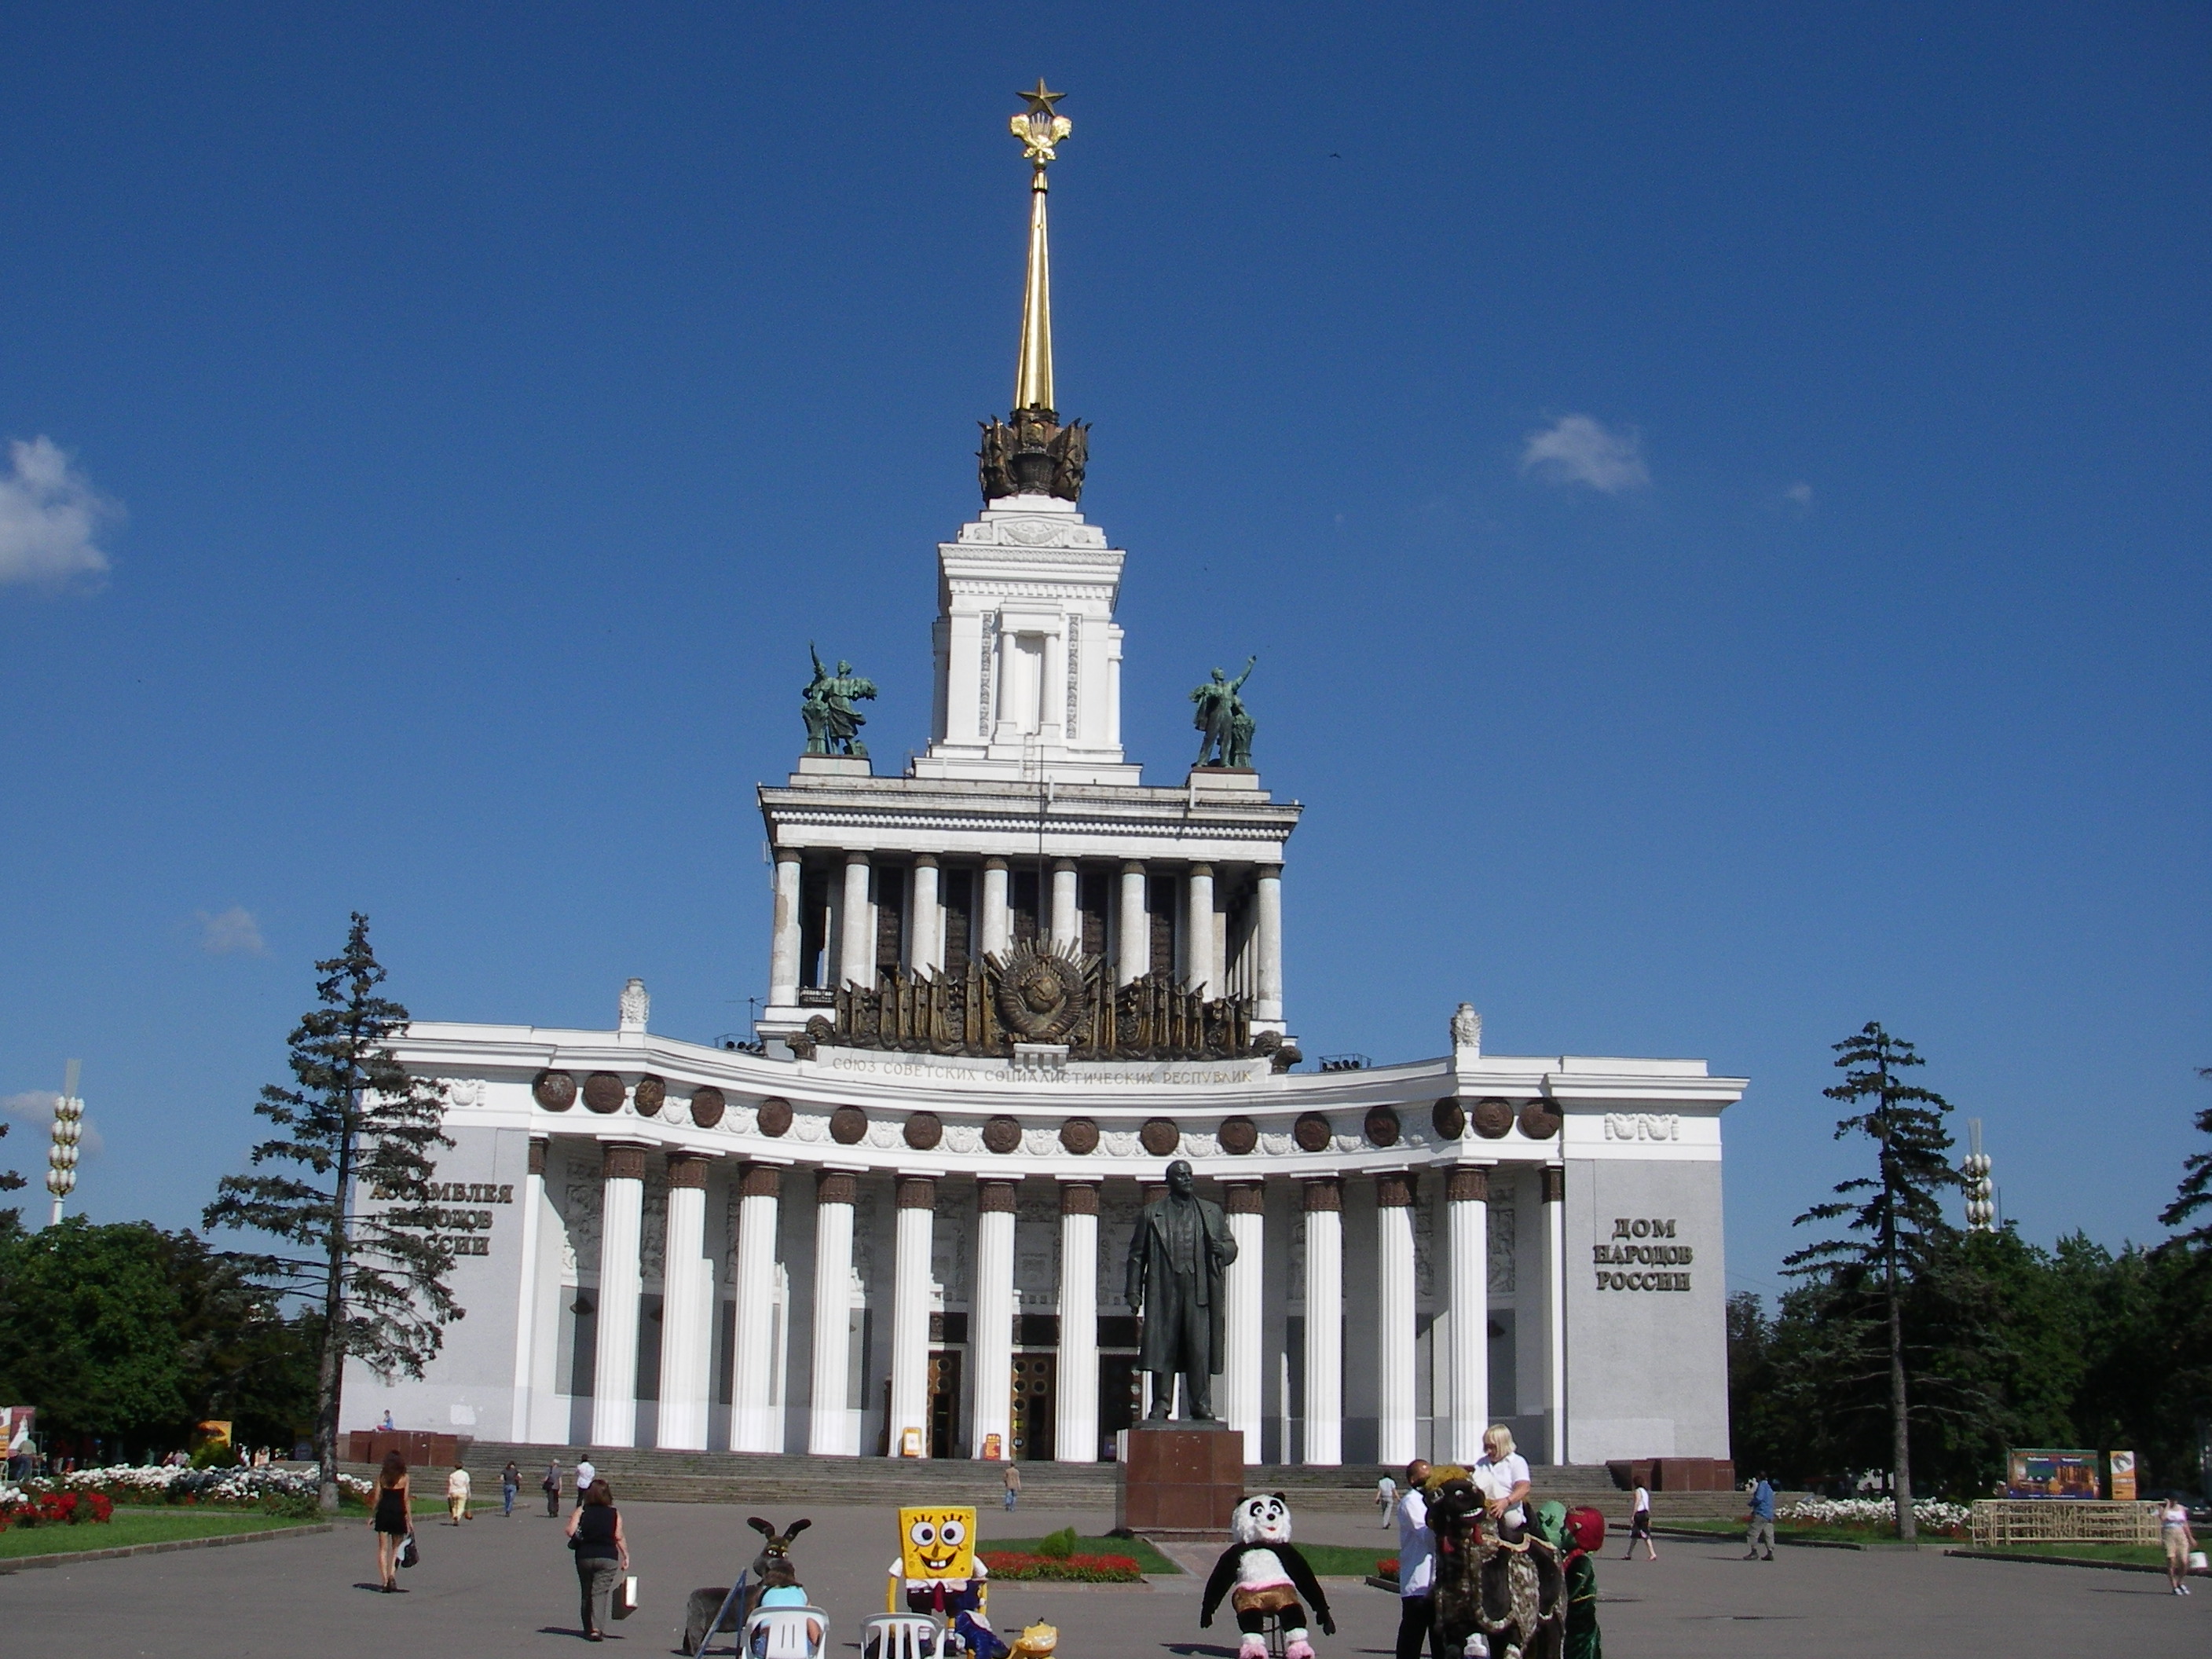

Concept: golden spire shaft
[[1009, 80, 1071, 414], [1015, 163, 1054, 412]]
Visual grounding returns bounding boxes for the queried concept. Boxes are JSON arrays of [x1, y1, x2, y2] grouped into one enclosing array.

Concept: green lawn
[[983, 1533, 1181, 1575], [1293, 1544, 1399, 1578], [1957, 1542, 2168, 1567], [1652, 1518, 1950, 1547], [0, 1507, 323, 1560]]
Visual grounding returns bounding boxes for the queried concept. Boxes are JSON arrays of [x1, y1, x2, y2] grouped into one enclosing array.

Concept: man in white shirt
[[1393, 1460, 1440, 1659], [1470, 1425, 1533, 1534], [574, 1457, 597, 1509], [445, 1463, 472, 1524], [1375, 1473, 1397, 1529]]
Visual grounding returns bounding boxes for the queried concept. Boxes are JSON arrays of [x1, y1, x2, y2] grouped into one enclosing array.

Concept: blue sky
[[1, 4, 2205, 1302]]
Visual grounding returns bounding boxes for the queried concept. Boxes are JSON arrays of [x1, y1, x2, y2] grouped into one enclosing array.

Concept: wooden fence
[[1969, 1500, 2160, 1547]]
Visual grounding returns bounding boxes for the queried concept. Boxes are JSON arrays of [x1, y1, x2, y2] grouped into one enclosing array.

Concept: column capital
[[1224, 1181, 1265, 1215], [1052, 857, 1077, 874], [666, 1152, 712, 1189], [984, 855, 1009, 872], [775, 845, 802, 865], [1447, 1166, 1490, 1204], [602, 1141, 650, 1181], [896, 1175, 938, 1210], [528, 1137, 549, 1177], [979, 1179, 1018, 1214], [1543, 1166, 1565, 1204], [1256, 862, 1284, 880], [1375, 1171, 1416, 1208], [844, 848, 870, 866], [912, 851, 939, 868], [1188, 862, 1214, 879], [1058, 1181, 1101, 1216], [1302, 1177, 1342, 1213], [739, 1164, 782, 1199], [1120, 859, 1145, 876], [816, 1168, 859, 1207]]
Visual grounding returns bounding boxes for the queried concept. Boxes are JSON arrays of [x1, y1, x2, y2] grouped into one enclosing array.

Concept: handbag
[[400, 1530, 419, 1569], [612, 1576, 639, 1620], [2189, 1550, 2207, 1573]]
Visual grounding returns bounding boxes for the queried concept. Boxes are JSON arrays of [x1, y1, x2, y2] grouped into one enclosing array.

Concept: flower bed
[[1378, 1557, 1399, 1578], [1778, 1497, 1970, 1537], [0, 1489, 115, 1532], [980, 1549, 1144, 1583], [10, 1464, 372, 1518]]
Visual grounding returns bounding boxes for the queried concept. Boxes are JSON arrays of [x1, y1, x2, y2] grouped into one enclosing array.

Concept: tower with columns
[[342, 87, 1743, 1474]]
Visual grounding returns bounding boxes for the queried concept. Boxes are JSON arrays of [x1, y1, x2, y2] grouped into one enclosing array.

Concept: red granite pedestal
[[1114, 1424, 1245, 1540]]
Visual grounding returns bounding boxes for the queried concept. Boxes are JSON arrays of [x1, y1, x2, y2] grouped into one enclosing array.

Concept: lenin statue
[[1123, 1159, 1240, 1421]]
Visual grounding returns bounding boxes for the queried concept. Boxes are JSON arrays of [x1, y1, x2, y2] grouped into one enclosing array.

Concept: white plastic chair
[[862, 1613, 944, 1659], [741, 1606, 830, 1659]]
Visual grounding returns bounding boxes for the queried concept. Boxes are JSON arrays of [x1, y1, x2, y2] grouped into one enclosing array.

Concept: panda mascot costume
[[1201, 1494, 1337, 1659]]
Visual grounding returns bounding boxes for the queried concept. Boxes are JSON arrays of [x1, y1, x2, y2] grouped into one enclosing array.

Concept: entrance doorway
[[1098, 1353, 1142, 1460], [927, 1350, 963, 1459], [1009, 1354, 1055, 1460]]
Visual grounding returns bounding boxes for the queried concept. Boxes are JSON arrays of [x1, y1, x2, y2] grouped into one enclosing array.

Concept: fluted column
[[808, 1170, 859, 1456], [656, 1154, 713, 1449], [1185, 865, 1215, 994], [1375, 1172, 1418, 1466], [972, 1181, 1018, 1459], [1054, 1183, 1100, 1463], [590, 1141, 649, 1447], [729, 1165, 782, 1452], [980, 859, 1011, 958], [1116, 862, 1148, 985], [510, 1137, 549, 1439], [769, 849, 803, 1005], [1222, 1182, 1265, 1464], [888, 1176, 936, 1456], [910, 855, 942, 973], [1254, 863, 1284, 1024], [838, 852, 873, 988], [1049, 859, 1080, 951], [1544, 1165, 1566, 1463], [1447, 1166, 1490, 1465], [1302, 1178, 1342, 1466]]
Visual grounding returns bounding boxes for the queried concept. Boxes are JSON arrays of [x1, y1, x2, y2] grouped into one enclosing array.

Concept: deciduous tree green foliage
[[0, 1219, 319, 1451], [0, 1118, 26, 1227], [203, 914, 457, 1505]]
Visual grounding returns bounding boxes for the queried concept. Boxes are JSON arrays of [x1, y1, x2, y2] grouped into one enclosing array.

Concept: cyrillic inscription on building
[[1594, 1216, 1692, 1291]]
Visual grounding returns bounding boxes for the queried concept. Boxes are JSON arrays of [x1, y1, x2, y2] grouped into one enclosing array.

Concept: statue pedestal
[[1113, 1423, 1244, 1540]]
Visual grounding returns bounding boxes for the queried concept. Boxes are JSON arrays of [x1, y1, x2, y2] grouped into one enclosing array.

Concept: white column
[[980, 859, 1011, 959], [1376, 1173, 1418, 1467], [971, 1181, 1017, 1459], [1254, 864, 1284, 1024], [510, 1137, 548, 1437], [1042, 627, 1067, 742], [1049, 859, 1079, 952], [1185, 865, 1215, 994], [1054, 1183, 1100, 1463], [1545, 1165, 1566, 1464], [656, 1154, 713, 1449], [769, 849, 803, 1005], [729, 1165, 783, 1452], [910, 855, 942, 974], [808, 1170, 859, 1456], [838, 852, 873, 988], [1223, 1183, 1265, 1464], [888, 1176, 936, 1455], [590, 1142, 647, 1447], [1302, 1178, 1342, 1466], [1116, 862, 1148, 985], [1447, 1166, 1490, 1466]]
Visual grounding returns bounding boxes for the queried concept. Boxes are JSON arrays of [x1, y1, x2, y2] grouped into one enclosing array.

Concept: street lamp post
[[46, 1059, 82, 1227]]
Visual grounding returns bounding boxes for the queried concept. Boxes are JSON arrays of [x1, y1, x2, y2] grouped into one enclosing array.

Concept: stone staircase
[[352, 1442, 1759, 1520]]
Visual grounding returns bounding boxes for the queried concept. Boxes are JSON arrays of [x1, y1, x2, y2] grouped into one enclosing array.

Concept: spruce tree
[[1784, 1022, 1961, 1540], [203, 914, 458, 1508]]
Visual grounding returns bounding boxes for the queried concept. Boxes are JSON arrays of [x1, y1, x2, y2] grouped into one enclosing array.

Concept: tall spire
[[979, 82, 1089, 504], [1010, 79, 1069, 413]]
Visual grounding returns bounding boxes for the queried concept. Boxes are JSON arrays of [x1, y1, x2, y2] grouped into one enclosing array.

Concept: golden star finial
[[1016, 79, 1065, 116]]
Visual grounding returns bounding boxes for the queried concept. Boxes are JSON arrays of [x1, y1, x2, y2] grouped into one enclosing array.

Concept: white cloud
[[198, 906, 268, 956], [1520, 414, 1650, 493], [0, 436, 119, 589], [2, 1090, 103, 1159], [1784, 482, 1815, 509]]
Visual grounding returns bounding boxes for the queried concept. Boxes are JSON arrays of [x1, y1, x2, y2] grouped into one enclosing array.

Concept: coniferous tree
[[203, 914, 457, 1507], [1784, 1022, 1961, 1540], [0, 1119, 25, 1229]]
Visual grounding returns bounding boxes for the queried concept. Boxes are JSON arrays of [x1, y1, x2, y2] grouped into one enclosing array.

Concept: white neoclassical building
[[348, 90, 1742, 1470]]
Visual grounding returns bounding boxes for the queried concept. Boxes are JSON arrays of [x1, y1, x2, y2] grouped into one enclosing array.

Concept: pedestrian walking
[[1002, 1461, 1022, 1511], [2161, 1493, 2197, 1595], [1376, 1471, 1397, 1529], [544, 1459, 562, 1518], [574, 1456, 597, 1511], [1623, 1483, 1655, 1561], [503, 1459, 521, 1518], [447, 1463, 473, 1524], [370, 1450, 412, 1593], [565, 1478, 630, 1641], [1743, 1474, 1775, 1561], [1393, 1459, 1443, 1659]]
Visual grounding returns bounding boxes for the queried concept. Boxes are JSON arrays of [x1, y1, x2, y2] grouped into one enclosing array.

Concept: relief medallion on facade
[[533, 1070, 577, 1111]]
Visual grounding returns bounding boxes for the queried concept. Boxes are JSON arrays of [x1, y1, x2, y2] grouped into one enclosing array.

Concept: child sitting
[[750, 1560, 821, 1654]]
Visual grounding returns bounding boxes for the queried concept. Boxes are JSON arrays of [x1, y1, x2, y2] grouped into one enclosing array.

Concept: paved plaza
[[2, 1500, 2201, 1657]]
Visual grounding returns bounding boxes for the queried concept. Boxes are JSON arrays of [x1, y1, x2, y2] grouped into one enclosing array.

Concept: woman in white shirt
[[1470, 1425, 1533, 1534], [2162, 1496, 2196, 1595]]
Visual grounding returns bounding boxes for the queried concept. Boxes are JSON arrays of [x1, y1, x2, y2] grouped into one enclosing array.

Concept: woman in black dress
[[564, 1478, 629, 1640], [370, 1451, 412, 1591]]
